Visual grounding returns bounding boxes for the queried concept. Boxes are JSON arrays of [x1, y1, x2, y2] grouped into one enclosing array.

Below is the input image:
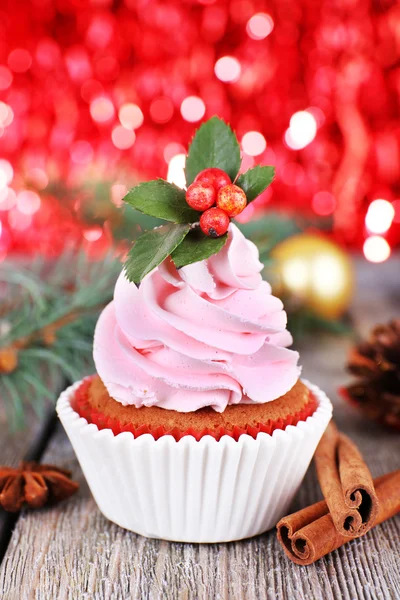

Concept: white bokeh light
[[180, 96, 206, 123], [167, 153, 186, 189], [246, 13, 274, 40], [16, 190, 41, 215], [0, 187, 16, 210], [281, 258, 310, 295], [119, 103, 144, 130], [83, 227, 103, 242], [363, 236, 391, 263], [0, 102, 13, 127], [214, 56, 241, 83], [0, 160, 13, 189], [111, 126, 136, 149], [90, 96, 115, 123], [241, 131, 266, 156], [365, 199, 395, 234], [285, 111, 317, 150], [111, 183, 127, 207], [313, 255, 347, 298]]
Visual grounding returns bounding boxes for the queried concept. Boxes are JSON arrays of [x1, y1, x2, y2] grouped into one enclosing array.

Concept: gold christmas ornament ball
[[271, 233, 354, 320]]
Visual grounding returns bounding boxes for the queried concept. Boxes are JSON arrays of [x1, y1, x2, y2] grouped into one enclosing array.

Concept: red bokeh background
[[0, 0, 399, 259]]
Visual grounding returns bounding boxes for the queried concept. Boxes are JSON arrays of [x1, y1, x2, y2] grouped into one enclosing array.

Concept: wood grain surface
[[0, 257, 399, 600], [0, 398, 58, 560]]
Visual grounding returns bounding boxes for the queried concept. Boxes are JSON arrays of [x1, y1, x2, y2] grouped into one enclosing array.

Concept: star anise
[[0, 461, 79, 513]]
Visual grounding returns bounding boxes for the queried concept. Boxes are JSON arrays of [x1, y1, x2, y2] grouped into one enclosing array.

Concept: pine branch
[[0, 251, 121, 430]]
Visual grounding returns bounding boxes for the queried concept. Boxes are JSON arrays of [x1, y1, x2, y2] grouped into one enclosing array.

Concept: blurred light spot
[[365, 199, 395, 234], [83, 227, 103, 242], [90, 96, 115, 123], [112, 126, 135, 149], [164, 142, 186, 164], [363, 236, 391, 263], [119, 103, 144, 130], [246, 13, 274, 40], [0, 103, 14, 127], [0, 187, 17, 210], [17, 190, 41, 215], [150, 97, 174, 123], [285, 111, 317, 150], [313, 255, 346, 298], [282, 258, 309, 294], [181, 96, 206, 123], [0, 160, 14, 188], [312, 191, 336, 215], [70, 140, 94, 164], [241, 131, 266, 156], [167, 154, 186, 189], [8, 49, 32, 73], [214, 56, 241, 83], [65, 46, 92, 82], [35, 38, 61, 70], [0, 66, 13, 90], [8, 209, 32, 231], [86, 15, 114, 48], [111, 183, 127, 207]]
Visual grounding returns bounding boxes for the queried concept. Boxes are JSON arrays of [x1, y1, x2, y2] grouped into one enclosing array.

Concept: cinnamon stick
[[313, 421, 379, 537], [277, 470, 400, 565]]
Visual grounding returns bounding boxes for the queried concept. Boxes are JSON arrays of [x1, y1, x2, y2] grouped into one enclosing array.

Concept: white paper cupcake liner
[[57, 378, 332, 543]]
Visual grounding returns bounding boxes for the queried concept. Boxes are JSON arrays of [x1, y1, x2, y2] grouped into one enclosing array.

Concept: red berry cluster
[[185, 168, 247, 238]]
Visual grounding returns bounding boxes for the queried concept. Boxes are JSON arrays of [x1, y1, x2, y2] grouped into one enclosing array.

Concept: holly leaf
[[171, 228, 228, 268], [124, 223, 190, 283], [236, 166, 275, 202], [123, 180, 199, 223], [185, 117, 241, 186]]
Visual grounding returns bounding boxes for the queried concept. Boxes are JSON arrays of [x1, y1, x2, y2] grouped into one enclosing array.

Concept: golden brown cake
[[73, 375, 317, 441]]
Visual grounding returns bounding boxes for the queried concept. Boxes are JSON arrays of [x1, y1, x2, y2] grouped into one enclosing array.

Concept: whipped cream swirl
[[94, 224, 300, 412]]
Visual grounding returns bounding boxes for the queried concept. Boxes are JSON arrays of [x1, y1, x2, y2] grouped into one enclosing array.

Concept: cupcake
[[57, 118, 332, 542]]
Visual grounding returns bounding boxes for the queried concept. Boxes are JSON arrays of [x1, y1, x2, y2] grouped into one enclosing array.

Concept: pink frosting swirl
[[93, 224, 301, 412]]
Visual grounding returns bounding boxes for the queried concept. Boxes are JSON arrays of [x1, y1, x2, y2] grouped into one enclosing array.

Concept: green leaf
[[185, 117, 241, 186], [124, 223, 190, 283], [123, 179, 199, 223], [236, 165, 275, 202], [171, 228, 228, 268]]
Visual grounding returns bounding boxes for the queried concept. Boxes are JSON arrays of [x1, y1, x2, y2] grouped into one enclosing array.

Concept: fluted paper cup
[[57, 378, 332, 543]]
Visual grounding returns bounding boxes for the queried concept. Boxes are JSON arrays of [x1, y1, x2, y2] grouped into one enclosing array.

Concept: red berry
[[195, 168, 231, 192], [200, 207, 230, 238], [185, 182, 216, 211], [217, 184, 247, 217]]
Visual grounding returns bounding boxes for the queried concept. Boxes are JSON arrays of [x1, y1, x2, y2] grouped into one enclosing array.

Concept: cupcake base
[[73, 376, 318, 441], [57, 379, 332, 543]]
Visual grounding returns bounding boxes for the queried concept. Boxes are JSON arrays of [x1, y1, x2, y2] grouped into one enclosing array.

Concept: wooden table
[[1, 257, 399, 600]]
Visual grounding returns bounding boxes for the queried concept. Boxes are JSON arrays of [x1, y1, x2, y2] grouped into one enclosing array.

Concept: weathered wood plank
[[0, 403, 58, 559], [0, 418, 398, 600], [0, 256, 399, 599]]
